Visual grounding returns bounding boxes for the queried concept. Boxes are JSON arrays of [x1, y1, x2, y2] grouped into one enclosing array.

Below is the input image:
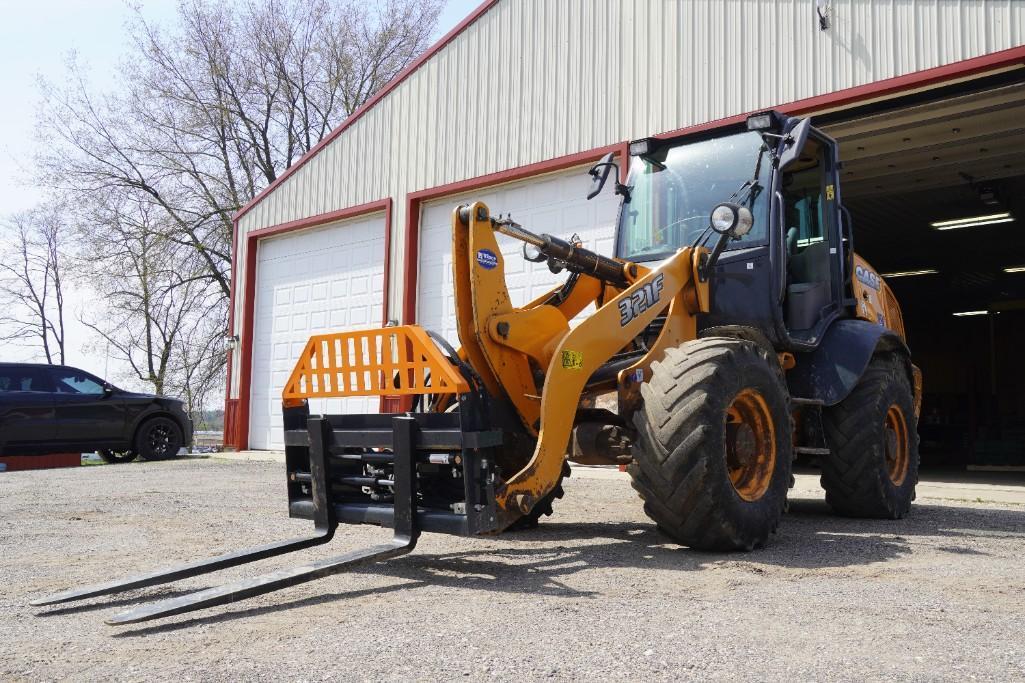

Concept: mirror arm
[[588, 159, 630, 201]]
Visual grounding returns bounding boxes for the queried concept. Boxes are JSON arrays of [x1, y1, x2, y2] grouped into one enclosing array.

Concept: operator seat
[[786, 240, 831, 331]]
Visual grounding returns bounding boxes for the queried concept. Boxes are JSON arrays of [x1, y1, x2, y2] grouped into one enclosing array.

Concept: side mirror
[[102, 383, 115, 397], [777, 117, 812, 170], [587, 153, 616, 200]]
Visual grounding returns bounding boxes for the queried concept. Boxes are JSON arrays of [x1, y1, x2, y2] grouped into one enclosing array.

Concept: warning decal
[[561, 350, 583, 370]]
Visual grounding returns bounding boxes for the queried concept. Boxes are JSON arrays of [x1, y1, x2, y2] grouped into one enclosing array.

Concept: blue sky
[[0, 0, 480, 377]]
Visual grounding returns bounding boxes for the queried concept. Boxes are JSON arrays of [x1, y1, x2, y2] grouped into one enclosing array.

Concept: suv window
[[50, 369, 106, 395], [0, 366, 54, 393]]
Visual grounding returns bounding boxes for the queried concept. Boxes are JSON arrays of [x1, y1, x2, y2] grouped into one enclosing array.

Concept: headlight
[[734, 207, 754, 237], [710, 203, 754, 238], [710, 203, 739, 234]]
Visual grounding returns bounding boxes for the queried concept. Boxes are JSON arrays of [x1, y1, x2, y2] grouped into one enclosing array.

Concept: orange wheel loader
[[34, 111, 921, 624]]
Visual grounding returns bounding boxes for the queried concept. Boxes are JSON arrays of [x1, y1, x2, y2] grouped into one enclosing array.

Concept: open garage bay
[[820, 72, 1025, 469]]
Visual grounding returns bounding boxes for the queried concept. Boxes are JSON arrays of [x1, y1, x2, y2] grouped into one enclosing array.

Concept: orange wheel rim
[[884, 404, 909, 485], [724, 388, 776, 502]]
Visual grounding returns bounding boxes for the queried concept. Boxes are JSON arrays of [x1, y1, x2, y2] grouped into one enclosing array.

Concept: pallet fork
[[32, 411, 501, 624]]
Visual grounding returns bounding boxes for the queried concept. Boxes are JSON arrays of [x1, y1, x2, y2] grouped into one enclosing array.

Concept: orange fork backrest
[[281, 325, 469, 400]]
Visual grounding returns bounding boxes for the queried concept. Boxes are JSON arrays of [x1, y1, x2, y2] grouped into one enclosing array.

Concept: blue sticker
[[476, 248, 498, 270]]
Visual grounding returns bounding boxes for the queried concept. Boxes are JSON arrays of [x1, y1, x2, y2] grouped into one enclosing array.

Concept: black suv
[[0, 363, 193, 463]]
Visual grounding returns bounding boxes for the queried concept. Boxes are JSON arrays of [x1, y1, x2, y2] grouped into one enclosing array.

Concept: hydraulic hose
[[491, 221, 630, 288]]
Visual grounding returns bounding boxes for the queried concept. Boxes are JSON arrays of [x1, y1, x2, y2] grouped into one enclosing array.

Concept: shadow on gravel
[[35, 588, 202, 617], [105, 499, 1025, 635], [110, 581, 422, 638]]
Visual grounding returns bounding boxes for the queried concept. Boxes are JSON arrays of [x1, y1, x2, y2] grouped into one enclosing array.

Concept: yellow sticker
[[825, 184, 835, 200], [561, 349, 583, 370]]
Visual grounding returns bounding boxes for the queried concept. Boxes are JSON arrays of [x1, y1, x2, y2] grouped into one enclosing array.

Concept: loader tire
[[820, 355, 918, 518], [508, 460, 571, 530], [628, 338, 792, 551]]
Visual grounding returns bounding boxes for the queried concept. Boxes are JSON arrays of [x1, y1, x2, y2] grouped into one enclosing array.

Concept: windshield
[[617, 130, 770, 261]]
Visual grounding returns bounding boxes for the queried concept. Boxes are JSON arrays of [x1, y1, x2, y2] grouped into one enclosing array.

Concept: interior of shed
[[820, 70, 1025, 469]]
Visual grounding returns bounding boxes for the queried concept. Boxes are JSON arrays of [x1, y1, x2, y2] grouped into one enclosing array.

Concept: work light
[[710, 203, 754, 238], [746, 113, 774, 131], [629, 138, 654, 156]]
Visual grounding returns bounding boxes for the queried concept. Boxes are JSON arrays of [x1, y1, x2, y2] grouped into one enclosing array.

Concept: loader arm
[[451, 202, 709, 529], [492, 249, 706, 527]]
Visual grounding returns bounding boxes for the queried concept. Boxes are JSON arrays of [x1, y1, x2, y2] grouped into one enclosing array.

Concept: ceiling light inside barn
[[930, 212, 1013, 230], [881, 269, 938, 278]]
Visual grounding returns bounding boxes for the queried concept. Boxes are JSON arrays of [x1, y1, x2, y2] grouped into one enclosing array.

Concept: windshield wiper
[[728, 143, 769, 209]]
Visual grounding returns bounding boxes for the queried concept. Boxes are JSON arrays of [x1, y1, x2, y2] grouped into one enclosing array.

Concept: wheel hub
[[724, 388, 776, 502], [149, 426, 172, 456], [884, 404, 909, 486]]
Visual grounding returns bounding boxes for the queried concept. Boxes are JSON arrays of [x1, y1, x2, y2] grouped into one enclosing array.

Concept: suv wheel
[[98, 449, 137, 464], [135, 417, 184, 461]]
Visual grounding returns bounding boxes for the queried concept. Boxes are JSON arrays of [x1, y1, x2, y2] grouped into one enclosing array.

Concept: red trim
[[223, 398, 241, 449], [227, 199, 393, 451], [234, 0, 501, 223], [0, 454, 80, 471], [401, 142, 629, 324], [223, 215, 239, 442], [656, 44, 1025, 140]]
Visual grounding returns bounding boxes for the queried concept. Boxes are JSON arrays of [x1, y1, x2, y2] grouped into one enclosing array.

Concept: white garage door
[[249, 215, 385, 450], [418, 165, 622, 345]]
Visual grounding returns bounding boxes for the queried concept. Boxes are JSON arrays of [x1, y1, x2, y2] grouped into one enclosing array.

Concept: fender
[[788, 319, 909, 406]]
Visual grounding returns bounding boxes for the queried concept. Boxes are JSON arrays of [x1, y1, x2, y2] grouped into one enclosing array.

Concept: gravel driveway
[[2, 458, 1024, 681]]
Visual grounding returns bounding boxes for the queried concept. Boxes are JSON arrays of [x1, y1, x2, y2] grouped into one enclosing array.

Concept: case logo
[[476, 248, 498, 270], [855, 264, 880, 291], [619, 274, 664, 326]]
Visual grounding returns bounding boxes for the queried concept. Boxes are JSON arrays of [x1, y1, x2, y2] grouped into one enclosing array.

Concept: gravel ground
[[2, 458, 1025, 682]]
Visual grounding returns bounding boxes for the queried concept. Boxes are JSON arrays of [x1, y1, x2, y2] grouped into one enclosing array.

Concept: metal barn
[[224, 0, 1025, 466]]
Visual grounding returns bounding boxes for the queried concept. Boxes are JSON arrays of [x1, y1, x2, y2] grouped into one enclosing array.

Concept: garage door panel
[[419, 166, 621, 346], [250, 215, 385, 450]]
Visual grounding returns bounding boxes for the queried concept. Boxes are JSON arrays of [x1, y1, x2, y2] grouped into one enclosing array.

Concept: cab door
[[0, 366, 57, 454], [778, 132, 845, 343]]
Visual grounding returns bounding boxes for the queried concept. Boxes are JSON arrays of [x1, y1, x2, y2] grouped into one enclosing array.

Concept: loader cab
[[614, 112, 848, 351]]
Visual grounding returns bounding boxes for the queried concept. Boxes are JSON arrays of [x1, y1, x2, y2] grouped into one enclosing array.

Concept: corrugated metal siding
[[230, 0, 1023, 396]]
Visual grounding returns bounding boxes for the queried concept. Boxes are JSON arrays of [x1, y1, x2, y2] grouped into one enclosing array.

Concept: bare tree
[[168, 305, 229, 426], [36, 0, 443, 300], [33, 0, 442, 412], [77, 197, 220, 396], [0, 205, 68, 364]]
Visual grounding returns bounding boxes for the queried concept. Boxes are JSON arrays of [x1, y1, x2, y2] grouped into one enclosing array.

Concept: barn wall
[[228, 0, 1025, 397]]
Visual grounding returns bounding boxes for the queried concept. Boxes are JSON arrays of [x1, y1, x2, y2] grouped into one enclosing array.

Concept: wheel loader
[[34, 110, 922, 624]]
